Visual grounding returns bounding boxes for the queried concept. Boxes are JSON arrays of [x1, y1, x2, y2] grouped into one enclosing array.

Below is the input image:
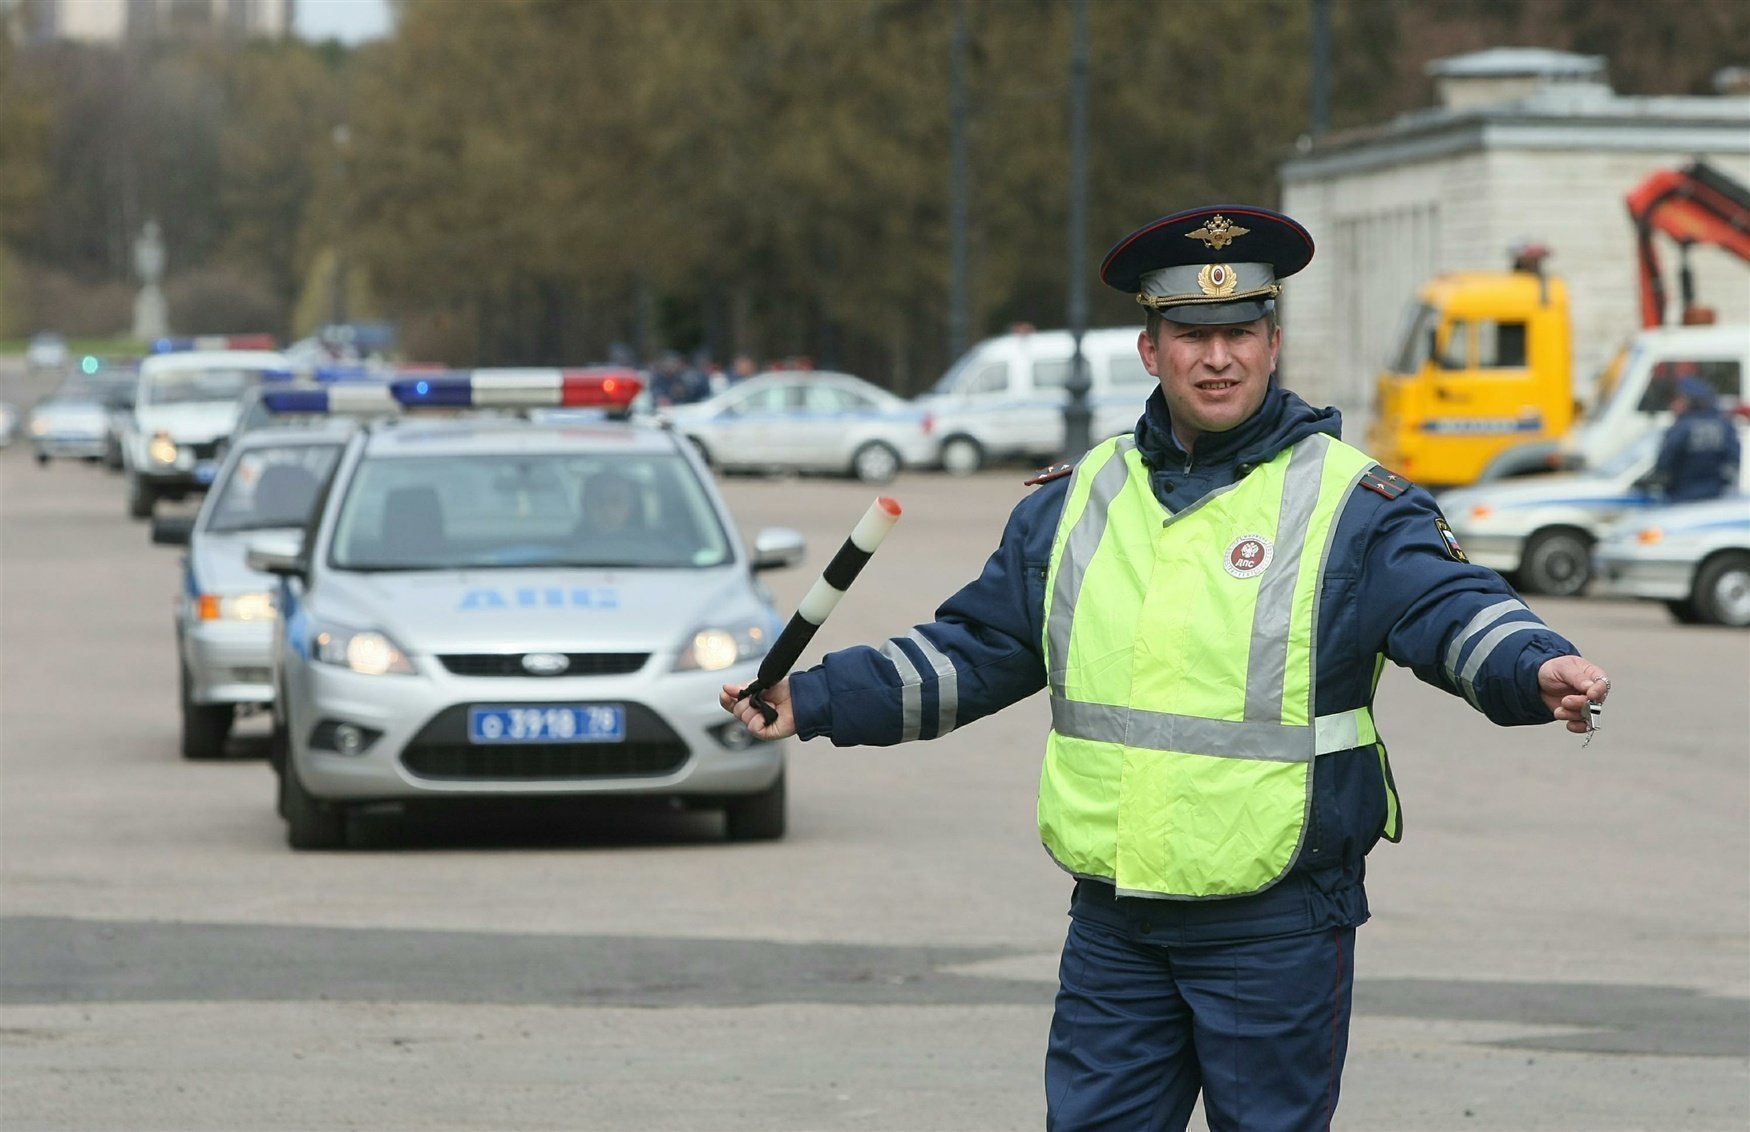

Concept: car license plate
[[194, 462, 218, 484], [467, 705, 624, 744]]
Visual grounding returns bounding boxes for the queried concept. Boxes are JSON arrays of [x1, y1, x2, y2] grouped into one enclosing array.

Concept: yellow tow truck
[[1366, 248, 1575, 488]]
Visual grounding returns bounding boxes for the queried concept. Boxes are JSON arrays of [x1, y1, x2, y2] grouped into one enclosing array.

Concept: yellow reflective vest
[[1038, 431, 1397, 898]]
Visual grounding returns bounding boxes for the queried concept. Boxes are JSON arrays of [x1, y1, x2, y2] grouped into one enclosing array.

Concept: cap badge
[[1197, 263, 1238, 297], [1224, 534, 1274, 579], [1186, 214, 1249, 250]]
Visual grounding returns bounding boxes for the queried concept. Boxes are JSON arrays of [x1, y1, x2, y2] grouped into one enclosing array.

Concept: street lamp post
[[1062, 0, 1092, 461]]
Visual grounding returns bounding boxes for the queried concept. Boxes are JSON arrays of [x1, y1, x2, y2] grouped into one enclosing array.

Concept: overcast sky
[[295, 0, 393, 44]]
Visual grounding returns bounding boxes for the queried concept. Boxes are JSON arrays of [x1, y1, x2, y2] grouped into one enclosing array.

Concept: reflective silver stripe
[[1458, 621, 1542, 704], [1047, 439, 1135, 692], [1051, 699, 1370, 762], [878, 638, 924, 742], [907, 629, 959, 736], [1244, 436, 1331, 723], [1442, 598, 1530, 685]]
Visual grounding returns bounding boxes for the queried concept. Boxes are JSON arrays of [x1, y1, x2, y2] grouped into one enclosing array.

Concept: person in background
[[1651, 375, 1741, 502]]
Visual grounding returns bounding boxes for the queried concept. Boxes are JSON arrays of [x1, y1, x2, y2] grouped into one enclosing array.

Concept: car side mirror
[[246, 532, 307, 579], [150, 515, 195, 546], [750, 527, 806, 572]]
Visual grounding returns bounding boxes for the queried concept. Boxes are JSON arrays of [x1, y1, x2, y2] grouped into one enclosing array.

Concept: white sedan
[[1594, 495, 1750, 626], [661, 371, 934, 484], [1442, 428, 1749, 597]]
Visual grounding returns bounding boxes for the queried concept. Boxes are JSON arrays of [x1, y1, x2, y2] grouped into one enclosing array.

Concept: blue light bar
[[261, 384, 397, 414], [391, 377, 474, 406]]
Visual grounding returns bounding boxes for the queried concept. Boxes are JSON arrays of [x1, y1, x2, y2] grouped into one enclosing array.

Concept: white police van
[[121, 337, 290, 518], [917, 326, 1157, 474], [248, 371, 805, 849]]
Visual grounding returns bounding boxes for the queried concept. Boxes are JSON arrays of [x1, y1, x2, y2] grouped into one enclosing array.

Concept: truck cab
[[1561, 322, 1749, 471], [1367, 267, 1574, 488]]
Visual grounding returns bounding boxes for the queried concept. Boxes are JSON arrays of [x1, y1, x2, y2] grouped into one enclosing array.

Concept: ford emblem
[[521, 652, 570, 676]]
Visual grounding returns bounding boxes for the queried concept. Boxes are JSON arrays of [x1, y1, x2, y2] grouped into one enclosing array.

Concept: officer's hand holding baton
[[721, 496, 902, 742]]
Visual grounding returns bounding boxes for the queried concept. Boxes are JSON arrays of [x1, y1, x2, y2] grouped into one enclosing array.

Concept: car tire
[[1691, 552, 1750, 628], [281, 759, 349, 850], [940, 436, 984, 477], [725, 771, 786, 842], [851, 441, 901, 485], [180, 664, 234, 760], [688, 437, 714, 467], [267, 710, 289, 778], [126, 475, 157, 520], [1519, 528, 1592, 597]]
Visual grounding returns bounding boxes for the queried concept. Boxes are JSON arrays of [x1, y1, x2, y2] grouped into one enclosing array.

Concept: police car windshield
[[144, 367, 262, 406], [328, 451, 732, 572], [206, 443, 342, 533]]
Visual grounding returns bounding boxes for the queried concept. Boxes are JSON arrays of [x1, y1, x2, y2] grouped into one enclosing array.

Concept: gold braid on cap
[[1135, 283, 1282, 310]]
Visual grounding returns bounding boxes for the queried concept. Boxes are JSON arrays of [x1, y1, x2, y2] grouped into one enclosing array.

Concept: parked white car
[[663, 371, 933, 484], [1594, 495, 1750, 627], [916, 327, 1157, 474]]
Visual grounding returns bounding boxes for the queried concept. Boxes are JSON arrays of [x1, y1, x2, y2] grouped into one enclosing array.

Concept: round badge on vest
[[1224, 534, 1274, 579]]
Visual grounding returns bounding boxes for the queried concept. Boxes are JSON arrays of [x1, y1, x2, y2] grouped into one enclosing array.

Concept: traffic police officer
[[1652, 375, 1741, 502], [721, 204, 1612, 1131]]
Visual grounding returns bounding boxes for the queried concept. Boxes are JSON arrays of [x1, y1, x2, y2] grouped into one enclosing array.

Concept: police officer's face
[[1139, 316, 1280, 447]]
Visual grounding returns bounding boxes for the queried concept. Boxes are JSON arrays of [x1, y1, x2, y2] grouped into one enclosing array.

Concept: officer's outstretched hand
[[1537, 655, 1611, 734], [720, 679, 798, 741]]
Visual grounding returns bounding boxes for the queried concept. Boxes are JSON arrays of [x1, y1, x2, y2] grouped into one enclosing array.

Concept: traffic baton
[[734, 496, 902, 726]]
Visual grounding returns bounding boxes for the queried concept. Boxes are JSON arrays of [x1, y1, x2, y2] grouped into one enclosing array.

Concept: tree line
[[2, 0, 1744, 391]]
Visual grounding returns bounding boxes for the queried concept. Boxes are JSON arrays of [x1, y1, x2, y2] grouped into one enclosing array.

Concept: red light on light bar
[[559, 369, 643, 408]]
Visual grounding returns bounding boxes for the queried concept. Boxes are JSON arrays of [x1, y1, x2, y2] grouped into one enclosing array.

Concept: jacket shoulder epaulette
[[1024, 464, 1075, 487], [1358, 465, 1411, 500]]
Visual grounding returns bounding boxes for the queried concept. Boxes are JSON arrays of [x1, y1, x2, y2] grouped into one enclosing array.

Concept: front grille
[[186, 439, 222, 460], [438, 652, 648, 677], [401, 702, 689, 781], [402, 742, 686, 780]]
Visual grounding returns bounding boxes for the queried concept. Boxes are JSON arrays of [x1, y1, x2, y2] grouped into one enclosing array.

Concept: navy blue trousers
[[1044, 917, 1356, 1132]]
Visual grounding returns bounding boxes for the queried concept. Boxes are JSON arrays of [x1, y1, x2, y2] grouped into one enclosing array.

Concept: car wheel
[[725, 771, 786, 842], [688, 436, 713, 467], [281, 759, 349, 850], [1519, 528, 1592, 597], [1692, 552, 1750, 628], [180, 664, 234, 760], [126, 475, 157, 520], [267, 709, 289, 778], [1664, 599, 1705, 625], [851, 441, 901, 485], [940, 436, 984, 477], [35, 451, 48, 467]]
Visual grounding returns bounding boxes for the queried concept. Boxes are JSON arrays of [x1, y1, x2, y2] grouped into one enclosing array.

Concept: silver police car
[[153, 424, 352, 758], [249, 373, 803, 849]]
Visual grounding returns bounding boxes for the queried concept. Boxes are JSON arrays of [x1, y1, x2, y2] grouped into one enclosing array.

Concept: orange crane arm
[[1625, 161, 1750, 327]]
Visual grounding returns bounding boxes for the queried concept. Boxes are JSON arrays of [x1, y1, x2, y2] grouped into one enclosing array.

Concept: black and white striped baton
[[734, 496, 902, 726]]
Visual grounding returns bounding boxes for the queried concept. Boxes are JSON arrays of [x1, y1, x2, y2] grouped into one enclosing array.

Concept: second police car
[[248, 371, 803, 849], [1594, 494, 1750, 626], [152, 417, 361, 758]]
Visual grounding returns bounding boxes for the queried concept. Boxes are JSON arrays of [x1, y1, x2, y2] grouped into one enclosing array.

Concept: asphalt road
[[2, 358, 1746, 1130]]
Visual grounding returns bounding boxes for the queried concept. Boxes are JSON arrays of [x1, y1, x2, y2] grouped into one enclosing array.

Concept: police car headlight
[[196, 591, 277, 621], [675, 624, 767, 672], [312, 622, 416, 676], [147, 431, 178, 465], [29, 417, 49, 437]]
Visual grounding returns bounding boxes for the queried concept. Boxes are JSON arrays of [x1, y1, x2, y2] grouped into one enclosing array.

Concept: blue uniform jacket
[[1654, 405, 1741, 503], [789, 384, 1578, 944]]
